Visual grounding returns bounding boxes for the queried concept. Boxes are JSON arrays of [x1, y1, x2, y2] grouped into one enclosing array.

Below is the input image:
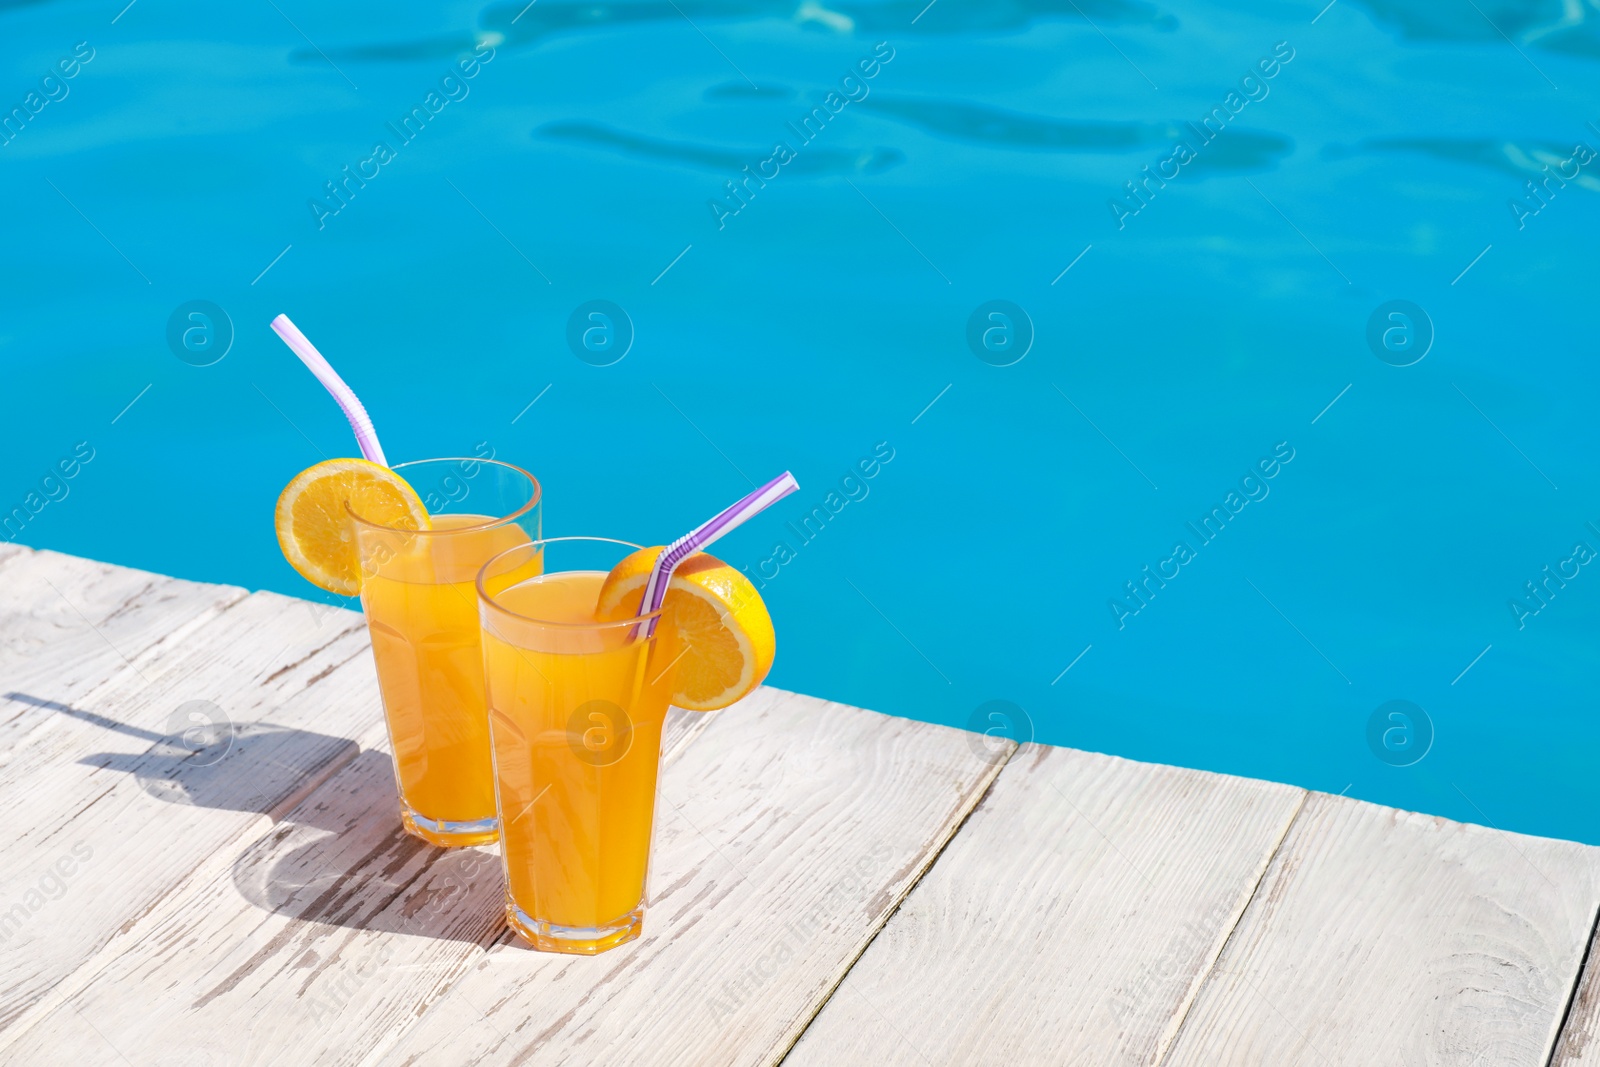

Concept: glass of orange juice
[[351, 457, 540, 847], [476, 537, 682, 954]]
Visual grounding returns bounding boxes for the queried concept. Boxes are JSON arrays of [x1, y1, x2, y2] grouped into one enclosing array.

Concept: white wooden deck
[[1, 544, 1597, 1066]]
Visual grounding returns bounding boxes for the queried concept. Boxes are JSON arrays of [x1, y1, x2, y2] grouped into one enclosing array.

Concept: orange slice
[[596, 548, 774, 711], [274, 459, 429, 595]]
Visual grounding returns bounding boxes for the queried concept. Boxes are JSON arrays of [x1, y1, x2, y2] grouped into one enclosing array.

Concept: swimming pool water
[[3, 0, 1597, 842]]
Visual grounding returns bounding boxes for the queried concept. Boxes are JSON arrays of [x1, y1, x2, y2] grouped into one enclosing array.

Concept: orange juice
[[480, 569, 679, 953], [359, 513, 536, 844]]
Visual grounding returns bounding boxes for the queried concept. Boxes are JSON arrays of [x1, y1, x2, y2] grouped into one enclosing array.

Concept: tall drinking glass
[[477, 537, 681, 954], [351, 457, 541, 846]]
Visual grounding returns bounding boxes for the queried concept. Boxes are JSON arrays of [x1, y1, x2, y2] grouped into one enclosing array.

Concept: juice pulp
[[481, 571, 678, 940], [359, 514, 535, 837]]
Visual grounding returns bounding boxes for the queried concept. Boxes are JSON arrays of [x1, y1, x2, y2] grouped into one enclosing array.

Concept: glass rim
[[345, 456, 541, 535], [476, 536, 664, 630]]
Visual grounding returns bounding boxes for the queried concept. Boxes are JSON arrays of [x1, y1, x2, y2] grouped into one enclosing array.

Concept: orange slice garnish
[[274, 458, 429, 595], [595, 548, 774, 711]]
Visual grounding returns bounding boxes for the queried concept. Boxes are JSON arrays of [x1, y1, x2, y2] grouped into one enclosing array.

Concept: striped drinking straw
[[637, 471, 799, 637], [269, 313, 388, 467]]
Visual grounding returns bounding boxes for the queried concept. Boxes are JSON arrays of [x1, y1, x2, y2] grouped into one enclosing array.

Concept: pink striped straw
[[269, 314, 388, 467], [637, 471, 799, 635]]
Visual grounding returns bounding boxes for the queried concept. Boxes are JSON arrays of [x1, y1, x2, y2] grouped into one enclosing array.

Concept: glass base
[[506, 900, 643, 955], [399, 804, 499, 847]]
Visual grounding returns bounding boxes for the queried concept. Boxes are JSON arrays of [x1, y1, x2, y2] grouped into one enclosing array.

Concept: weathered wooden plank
[[0, 692, 746, 1066], [0, 743, 493, 1067], [0, 549, 246, 766], [1551, 919, 1600, 1066], [0, 581, 384, 1035], [783, 744, 1305, 1067], [1162, 792, 1600, 1066], [374, 689, 1008, 1067]]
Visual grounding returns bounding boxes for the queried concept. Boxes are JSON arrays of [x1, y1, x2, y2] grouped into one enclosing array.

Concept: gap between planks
[[771, 739, 1019, 1066], [1147, 788, 1310, 1067], [1158, 793, 1600, 1065], [774, 752, 1313, 1067], [1546, 892, 1600, 1066]]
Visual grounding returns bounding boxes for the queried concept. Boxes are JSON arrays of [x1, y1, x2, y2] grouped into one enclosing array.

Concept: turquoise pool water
[[4, 0, 1597, 842]]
